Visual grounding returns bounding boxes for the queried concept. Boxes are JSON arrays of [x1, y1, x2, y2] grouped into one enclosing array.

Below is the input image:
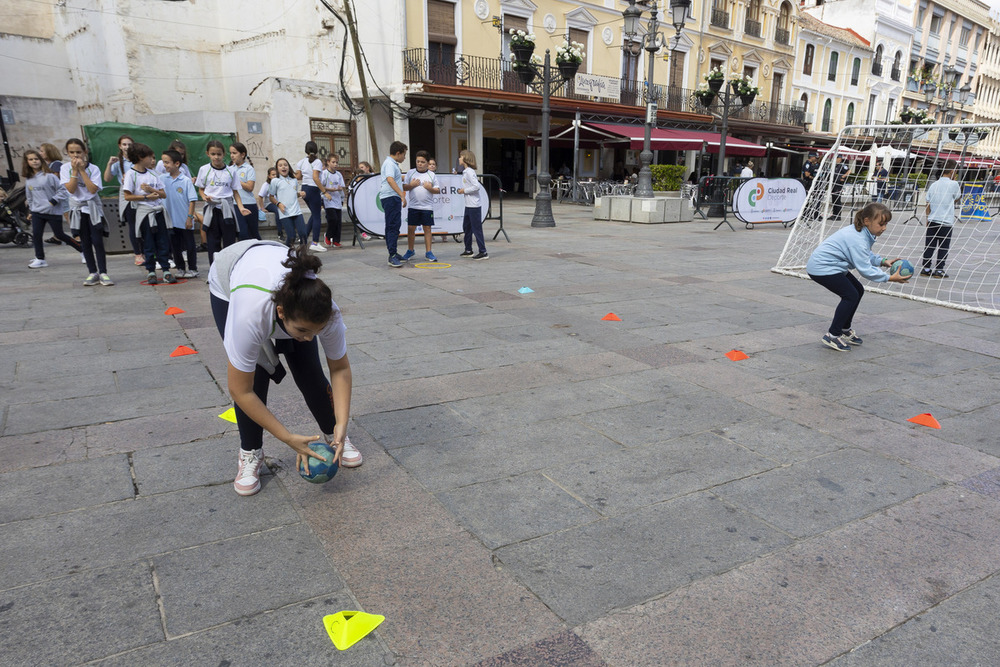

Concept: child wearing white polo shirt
[[401, 150, 441, 262]]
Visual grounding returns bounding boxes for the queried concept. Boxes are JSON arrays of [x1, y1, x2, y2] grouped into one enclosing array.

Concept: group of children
[[21, 136, 372, 285], [378, 141, 488, 267]]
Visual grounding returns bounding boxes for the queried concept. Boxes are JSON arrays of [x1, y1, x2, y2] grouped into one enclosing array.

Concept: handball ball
[[890, 259, 914, 278], [298, 441, 339, 484]]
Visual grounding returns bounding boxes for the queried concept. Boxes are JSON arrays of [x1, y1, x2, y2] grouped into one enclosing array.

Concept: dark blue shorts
[[407, 208, 433, 227]]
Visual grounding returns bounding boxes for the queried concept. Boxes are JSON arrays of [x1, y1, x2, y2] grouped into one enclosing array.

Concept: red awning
[[913, 149, 996, 168], [587, 123, 767, 156]]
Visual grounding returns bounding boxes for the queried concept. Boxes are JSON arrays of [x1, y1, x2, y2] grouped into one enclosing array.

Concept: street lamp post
[[623, 0, 690, 199], [515, 44, 579, 227]]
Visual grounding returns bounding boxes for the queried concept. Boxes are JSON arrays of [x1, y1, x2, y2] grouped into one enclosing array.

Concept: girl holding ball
[[807, 202, 908, 352]]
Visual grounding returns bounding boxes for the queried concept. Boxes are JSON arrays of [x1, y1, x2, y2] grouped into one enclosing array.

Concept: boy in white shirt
[[401, 150, 441, 262], [922, 161, 963, 278]]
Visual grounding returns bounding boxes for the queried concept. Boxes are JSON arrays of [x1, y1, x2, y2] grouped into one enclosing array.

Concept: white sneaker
[[234, 448, 264, 496], [168, 259, 177, 269], [340, 436, 363, 468], [81, 253, 86, 264], [29, 258, 48, 268], [309, 242, 327, 253]]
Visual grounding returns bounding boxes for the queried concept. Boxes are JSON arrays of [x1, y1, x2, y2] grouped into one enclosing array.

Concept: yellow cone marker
[[218, 408, 237, 423], [323, 611, 385, 650]]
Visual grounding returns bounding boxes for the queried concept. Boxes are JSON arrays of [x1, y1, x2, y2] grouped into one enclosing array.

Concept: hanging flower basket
[[740, 92, 757, 107], [509, 29, 536, 64], [948, 128, 961, 141], [708, 78, 723, 93], [558, 61, 580, 81], [977, 127, 991, 140], [512, 44, 534, 64], [515, 66, 536, 84], [695, 90, 716, 107]]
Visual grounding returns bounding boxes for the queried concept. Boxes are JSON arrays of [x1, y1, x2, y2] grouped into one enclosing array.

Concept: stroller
[[0, 186, 31, 246]]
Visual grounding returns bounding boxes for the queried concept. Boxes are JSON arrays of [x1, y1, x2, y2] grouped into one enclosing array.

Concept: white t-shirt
[[319, 169, 345, 209], [461, 167, 481, 208], [60, 162, 103, 204], [195, 163, 238, 201], [296, 157, 322, 188], [122, 168, 165, 210], [405, 168, 438, 210], [233, 162, 258, 205], [257, 181, 271, 199], [740, 167, 754, 178], [208, 245, 347, 372]]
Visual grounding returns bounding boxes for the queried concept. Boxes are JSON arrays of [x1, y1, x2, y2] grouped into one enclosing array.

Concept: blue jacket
[[806, 224, 888, 283]]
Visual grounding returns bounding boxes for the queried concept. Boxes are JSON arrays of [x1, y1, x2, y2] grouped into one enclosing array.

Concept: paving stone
[[436, 472, 601, 549], [114, 361, 215, 391], [448, 377, 640, 428], [543, 431, 775, 516], [579, 390, 759, 447], [133, 436, 272, 496], [0, 454, 134, 523], [712, 418, 850, 464], [0, 561, 162, 665], [713, 448, 943, 538], [0, 427, 88, 473], [579, 487, 1000, 666], [474, 631, 607, 667], [0, 482, 299, 590], [341, 530, 563, 666], [354, 403, 479, 450], [154, 523, 344, 636], [829, 573, 1000, 666], [389, 418, 624, 493], [93, 591, 389, 666], [494, 492, 792, 625], [4, 380, 226, 435], [85, 406, 236, 457]]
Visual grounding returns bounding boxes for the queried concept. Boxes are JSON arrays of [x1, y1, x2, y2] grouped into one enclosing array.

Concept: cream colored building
[[973, 15, 1000, 157], [792, 14, 872, 137]]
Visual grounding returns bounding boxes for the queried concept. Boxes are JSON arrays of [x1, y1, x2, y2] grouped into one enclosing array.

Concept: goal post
[[773, 122, 1000, 315]]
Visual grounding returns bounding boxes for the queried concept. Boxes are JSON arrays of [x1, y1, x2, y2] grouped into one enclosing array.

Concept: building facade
[[973, 15, 1000, 157], [792, 14, 872, 137]]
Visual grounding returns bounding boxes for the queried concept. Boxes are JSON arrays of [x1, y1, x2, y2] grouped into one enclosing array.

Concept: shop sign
[[574, 73, 621, 102]]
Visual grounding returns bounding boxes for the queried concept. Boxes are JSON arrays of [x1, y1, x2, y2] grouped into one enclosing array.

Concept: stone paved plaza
[[2, 200, 1000, 665]]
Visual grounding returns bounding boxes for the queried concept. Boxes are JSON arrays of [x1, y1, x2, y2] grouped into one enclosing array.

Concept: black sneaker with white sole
[[821, 333, 851, 351], [472, 252, 489, 261]]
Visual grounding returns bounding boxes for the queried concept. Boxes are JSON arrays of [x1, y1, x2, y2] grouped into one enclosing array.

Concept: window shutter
[[504, 14, 527, 33], [568, 28, 588, 70], [428, 0, 457, 45]]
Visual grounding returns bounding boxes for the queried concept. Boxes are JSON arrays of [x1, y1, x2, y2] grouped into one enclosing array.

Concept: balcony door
[[428, 0, 457, 85]]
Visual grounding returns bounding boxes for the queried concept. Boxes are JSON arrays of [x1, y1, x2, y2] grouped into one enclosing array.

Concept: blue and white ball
[[890, 259, 914, 278], [298, 441, 339, 484]]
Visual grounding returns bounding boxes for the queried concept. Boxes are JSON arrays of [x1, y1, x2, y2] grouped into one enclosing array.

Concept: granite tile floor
[[2, 200, 1000, 665]]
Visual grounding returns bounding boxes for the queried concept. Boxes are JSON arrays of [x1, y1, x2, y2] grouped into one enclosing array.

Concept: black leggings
[[210, 294, 336, 451], [922, 222, 952, 271], [205, 208, 238, 266], [31, 212, 81, 259], [236, 203, 261, 241], [810, 272, 863, 336], [77, 214, 108, 274]]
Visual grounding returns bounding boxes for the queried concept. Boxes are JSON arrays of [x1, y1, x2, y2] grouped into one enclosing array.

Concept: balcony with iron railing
[[891, 66, 901, 81], [402, 48, 809, 128], [774, 27, 790, 46], [872, 62, 883, 77], [710, 9, 729, 29], [744, 18, 761, 38]]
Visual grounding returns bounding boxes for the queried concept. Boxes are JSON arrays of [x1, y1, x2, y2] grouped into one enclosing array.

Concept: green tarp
[[83, 121, 236, 195]]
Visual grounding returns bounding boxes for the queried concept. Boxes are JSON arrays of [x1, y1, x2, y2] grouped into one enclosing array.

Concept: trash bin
[[100, 197, 131, 254]]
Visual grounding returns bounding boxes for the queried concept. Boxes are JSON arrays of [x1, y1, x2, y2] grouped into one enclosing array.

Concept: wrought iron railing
[[713, 99, 807, 126], [710, 9, 729, 29], [872, 62, 883, 77], [744, 19, 761, 38], [403, 47, 702, 115], [891, 66, 901, 81], [774, 27, 790, 45]]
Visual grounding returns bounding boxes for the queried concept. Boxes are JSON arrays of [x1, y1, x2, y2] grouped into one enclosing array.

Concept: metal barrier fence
[[695, 176, 750, 231]]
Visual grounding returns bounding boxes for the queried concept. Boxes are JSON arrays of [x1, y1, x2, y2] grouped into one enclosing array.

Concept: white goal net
[[773, 122, 1000, 315]]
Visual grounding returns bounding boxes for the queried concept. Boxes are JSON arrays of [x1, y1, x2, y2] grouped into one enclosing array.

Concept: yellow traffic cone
[[323, 611, 385, 650]]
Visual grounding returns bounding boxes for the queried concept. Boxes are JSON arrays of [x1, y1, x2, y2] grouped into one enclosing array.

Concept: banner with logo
[[348, 173, 490, 236], [574, 73, 621, 102], [960, 182, 993, 223], [732, 178, 808, 225]]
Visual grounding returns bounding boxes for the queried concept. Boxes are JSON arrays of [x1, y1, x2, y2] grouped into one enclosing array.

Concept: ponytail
[[853, 202, 892, 231], [272, 246, 333, 324], [305, 141, 319, 161]]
